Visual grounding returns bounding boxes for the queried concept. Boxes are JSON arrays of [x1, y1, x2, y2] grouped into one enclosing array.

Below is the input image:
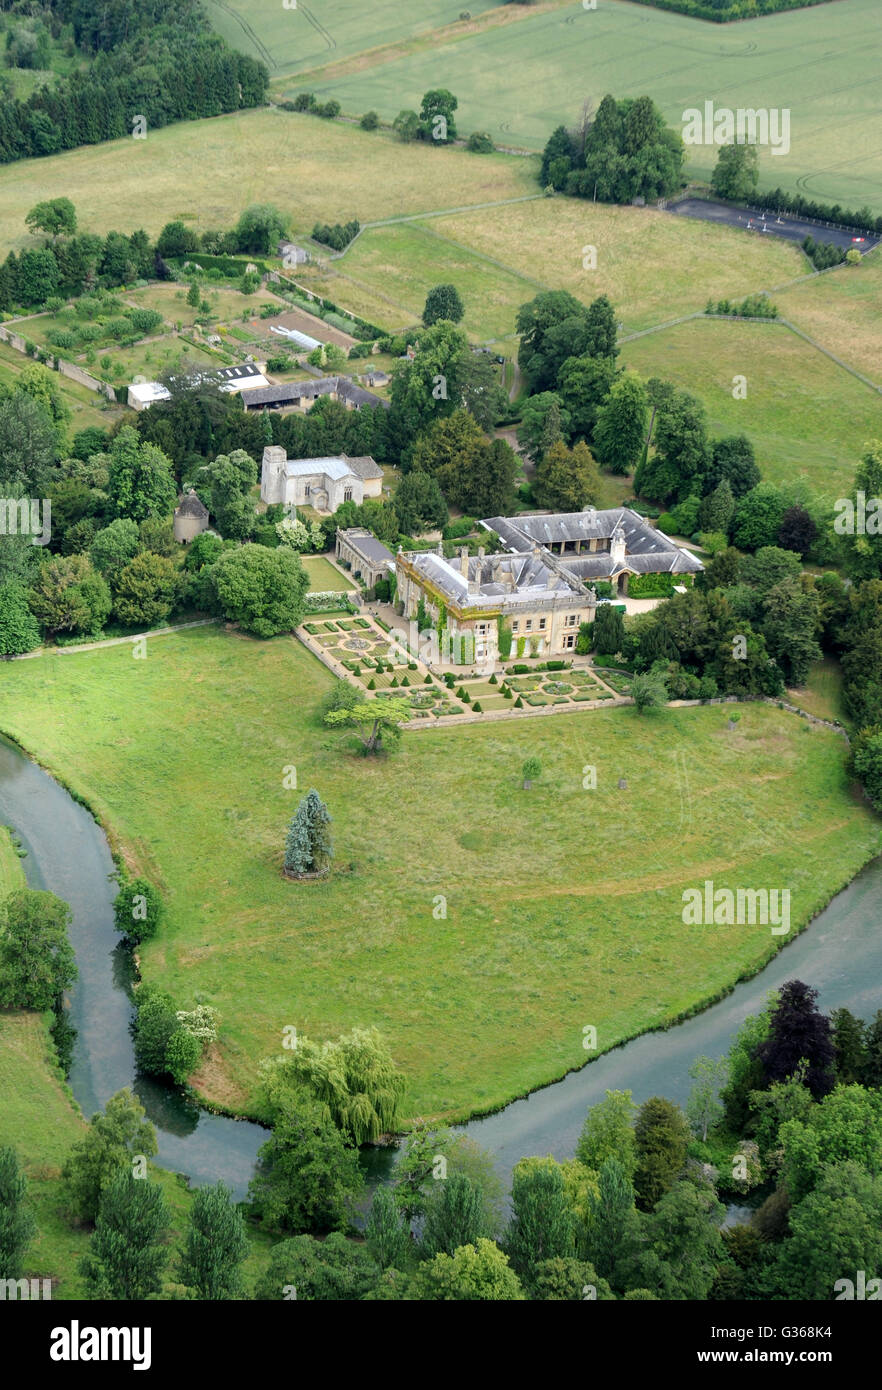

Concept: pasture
[[0, 627, 877, 1123], [432, 197, 801, 334], [0, 109, 536, 257], [274, 0, 882, 211], [621, 316, 882, 496], [774, 252, 882, 386]]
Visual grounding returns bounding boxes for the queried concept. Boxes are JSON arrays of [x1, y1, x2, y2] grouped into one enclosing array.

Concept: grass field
[[338, 222, 544, 340], [0, 627, 877, 1124], [775, 252, 882, 386], [621, 316, 882, 496], [261, 0, 882, 211], [0, 109, 536, 257], [206, 0, 505, 77], [431, 198, 802, 335]]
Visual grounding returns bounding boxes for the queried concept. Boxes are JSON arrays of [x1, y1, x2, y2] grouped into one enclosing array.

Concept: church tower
[[261, 445, 287, 505]]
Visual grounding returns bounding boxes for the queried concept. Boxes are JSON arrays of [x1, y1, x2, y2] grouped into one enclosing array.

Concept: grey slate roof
[[346, 455, 384, 481], [243, 375, 389, 410], [481, 509, 703, 575], [339, 528, 395, 567], [403, 550, 587, 610]]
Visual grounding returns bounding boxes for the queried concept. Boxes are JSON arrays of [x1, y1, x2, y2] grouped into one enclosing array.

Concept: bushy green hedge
[[172, 252, 268, 276], [627, 572, 684, 598], [626, 0, 835, 20]]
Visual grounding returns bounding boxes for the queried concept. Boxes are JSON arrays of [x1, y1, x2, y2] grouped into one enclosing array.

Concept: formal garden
[[297, 610, 628, 718]]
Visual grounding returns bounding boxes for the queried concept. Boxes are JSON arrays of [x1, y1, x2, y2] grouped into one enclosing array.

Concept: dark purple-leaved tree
[[756, 980, 835, 1098]]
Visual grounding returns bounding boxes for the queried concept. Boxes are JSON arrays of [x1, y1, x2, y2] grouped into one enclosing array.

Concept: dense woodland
[[0, 0, 268, 164]]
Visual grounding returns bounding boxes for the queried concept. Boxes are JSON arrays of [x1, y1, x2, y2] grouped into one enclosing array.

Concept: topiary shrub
[[472, 701, 483, 712], [367, 678, 376, 690], [514, 696, 524, 708]]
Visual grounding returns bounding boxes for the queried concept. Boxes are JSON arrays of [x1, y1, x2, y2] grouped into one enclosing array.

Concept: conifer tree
[[284, 789, 332, 877]]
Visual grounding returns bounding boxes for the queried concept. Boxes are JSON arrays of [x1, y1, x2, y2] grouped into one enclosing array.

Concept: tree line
[[5, 976, 880, 1299], [0, 0, 267, 166]]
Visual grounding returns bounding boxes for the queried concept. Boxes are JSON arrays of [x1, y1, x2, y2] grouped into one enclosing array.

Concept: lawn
[[0, 109, 536, 257], [620, 316, 882, 496], [301, 555, 352, 591], [288, 0, 882, 211], [0, 627, 877, 1125]]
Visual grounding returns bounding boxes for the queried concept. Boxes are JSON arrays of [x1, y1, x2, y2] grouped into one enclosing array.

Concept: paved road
[[670, 197, 879, 253]]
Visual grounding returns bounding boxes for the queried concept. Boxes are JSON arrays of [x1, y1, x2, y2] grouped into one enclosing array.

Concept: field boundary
[[619, 310, 882, 395]]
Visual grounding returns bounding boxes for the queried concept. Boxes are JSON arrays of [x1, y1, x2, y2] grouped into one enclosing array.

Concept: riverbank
[[0, 625, 878, 1132]]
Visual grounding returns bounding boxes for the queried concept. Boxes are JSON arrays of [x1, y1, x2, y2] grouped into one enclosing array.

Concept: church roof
[[284, 456, 355, 482], [280, 453, 382, 483]]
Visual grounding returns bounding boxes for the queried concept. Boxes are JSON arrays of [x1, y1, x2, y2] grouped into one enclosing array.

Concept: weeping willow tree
[[261, 1026, 406, 1145]]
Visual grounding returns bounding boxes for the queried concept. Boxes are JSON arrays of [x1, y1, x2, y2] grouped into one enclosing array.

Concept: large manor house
[[258, 446, 702, 666], [396, 509, 702, 664]]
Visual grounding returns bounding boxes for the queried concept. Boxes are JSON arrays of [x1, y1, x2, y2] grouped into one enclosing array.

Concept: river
[[1, 733, 879, 1200]]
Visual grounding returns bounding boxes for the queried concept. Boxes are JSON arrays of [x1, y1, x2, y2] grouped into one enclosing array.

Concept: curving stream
[[1, 734, 880, 1201]]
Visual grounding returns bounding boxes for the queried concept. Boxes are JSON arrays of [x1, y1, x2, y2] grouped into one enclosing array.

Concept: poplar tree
[[179, 1181, 249, 1299], [0, 1146, 36, 1280], [81, 1171, 169, 1300]]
